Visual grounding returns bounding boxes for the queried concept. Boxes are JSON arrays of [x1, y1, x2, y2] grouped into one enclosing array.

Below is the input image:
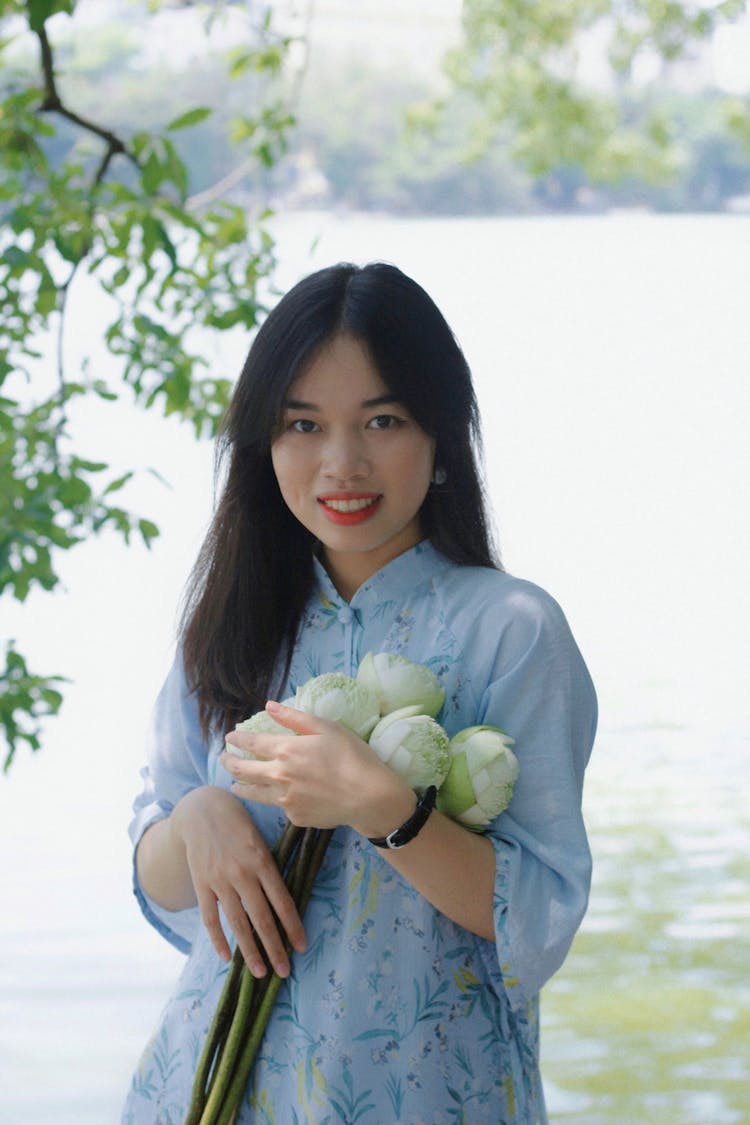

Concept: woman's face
[[271, 334, 435, 600]]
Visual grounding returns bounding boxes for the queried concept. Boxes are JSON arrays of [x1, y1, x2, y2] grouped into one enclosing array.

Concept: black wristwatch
[[368, 786, 437, 850]]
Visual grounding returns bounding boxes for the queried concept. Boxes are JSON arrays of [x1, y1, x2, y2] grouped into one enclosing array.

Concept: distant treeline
[[9, 28, 750, 215]]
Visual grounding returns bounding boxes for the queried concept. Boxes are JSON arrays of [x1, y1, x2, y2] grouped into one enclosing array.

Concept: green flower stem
[[211, 827, 334, 1125], [197, 962, 257, 1124], [290, 826, 320, 897], [186, 820, 305, 1122], [274, 820, 306, 872], [184, 949, 244, 1125], [213, 967, 287, 1125], [299, 829, 334, 911]]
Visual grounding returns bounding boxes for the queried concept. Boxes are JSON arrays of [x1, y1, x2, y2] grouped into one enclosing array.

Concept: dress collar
[[312, 540, 448, 613]]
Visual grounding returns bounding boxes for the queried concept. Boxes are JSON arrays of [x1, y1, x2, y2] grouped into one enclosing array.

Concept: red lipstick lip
[[318, 494, 383, 525], [318, 492, 381, 501]]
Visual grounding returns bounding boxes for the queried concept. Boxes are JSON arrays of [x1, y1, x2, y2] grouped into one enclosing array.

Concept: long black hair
[[181, 262, 500, 736]]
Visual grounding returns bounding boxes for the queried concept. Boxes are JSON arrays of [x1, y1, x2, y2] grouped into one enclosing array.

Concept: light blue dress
[[123, 541, 597, 1125]]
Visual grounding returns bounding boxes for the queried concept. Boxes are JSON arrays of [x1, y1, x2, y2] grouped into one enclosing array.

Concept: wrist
[[368, 786, 437, 849], [169, 785, 222, 845], [349, 769, 416, 840]]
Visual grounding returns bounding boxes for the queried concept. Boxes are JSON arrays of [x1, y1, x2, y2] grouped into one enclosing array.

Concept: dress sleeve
[[129, 650, 210, 954], [473, 583, 597, 1010]]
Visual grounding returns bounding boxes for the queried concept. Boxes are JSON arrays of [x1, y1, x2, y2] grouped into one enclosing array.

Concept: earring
[[432, 467, 447, 486]]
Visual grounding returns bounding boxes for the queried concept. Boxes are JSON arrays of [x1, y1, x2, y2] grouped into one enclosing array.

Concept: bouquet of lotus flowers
[[186, 653, 519, 1124]]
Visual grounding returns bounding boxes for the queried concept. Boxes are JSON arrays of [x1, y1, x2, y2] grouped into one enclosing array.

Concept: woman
[[124, 262, 597, 1124]]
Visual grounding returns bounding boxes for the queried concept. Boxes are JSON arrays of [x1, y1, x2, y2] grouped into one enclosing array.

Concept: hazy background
[[1, 3, 749, 1123]]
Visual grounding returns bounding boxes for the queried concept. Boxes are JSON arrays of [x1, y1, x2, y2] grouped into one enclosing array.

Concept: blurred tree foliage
[[293, 51, 750, 213], [431, 0, 749, 187], [0, 0, 295, 771]]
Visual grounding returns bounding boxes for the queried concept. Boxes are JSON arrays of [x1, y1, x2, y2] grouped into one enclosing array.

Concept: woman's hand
[[167, 786, 307, 978], [222, 702, 416, 839]]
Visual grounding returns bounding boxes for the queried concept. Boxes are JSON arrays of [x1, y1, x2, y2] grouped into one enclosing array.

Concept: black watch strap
[[368, 785, 437, 850]]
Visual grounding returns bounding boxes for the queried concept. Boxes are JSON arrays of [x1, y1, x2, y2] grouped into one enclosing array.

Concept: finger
[[242, 848, 308, 962], [224, 729, 277, 760], [264, 699, 328, 736], [233, 877, 306, 978], [264, 876, 308, 956], [240, 893, 292, 977], [219, 887, 274, 979], [220, 751, 275, 783], [223, 854, 307, 976], [194, 885, 232, 964]]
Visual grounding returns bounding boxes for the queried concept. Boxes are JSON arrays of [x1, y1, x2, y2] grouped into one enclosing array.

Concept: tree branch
[[35, 23, 139, 174], [29, 15, 138, 425]]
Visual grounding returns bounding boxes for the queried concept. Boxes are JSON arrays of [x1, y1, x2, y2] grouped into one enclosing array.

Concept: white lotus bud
[[357, 651, 445, 718], [437, 725, 519, 829], [293, 673, 380, 740], [226, 698, 297, 758], [368, 706, 451, 792]]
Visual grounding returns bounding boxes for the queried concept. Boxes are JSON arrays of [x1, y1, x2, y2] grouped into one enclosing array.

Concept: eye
[[367, 414, 402, 431], [290, 418, 319, 433]]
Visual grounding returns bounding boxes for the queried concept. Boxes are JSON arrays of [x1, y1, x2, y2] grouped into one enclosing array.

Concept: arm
[[353, 787, 497, 941], [471, 584, 598, 1006]]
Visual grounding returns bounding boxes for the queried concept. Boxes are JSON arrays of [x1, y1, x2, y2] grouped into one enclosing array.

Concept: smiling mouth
[[320, 496, 381, 513], [317, 494, 383, 524]]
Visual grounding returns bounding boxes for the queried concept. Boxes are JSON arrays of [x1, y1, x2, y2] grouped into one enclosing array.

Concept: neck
[[320, 552, 373, 602], [321, 537, 423, 602]]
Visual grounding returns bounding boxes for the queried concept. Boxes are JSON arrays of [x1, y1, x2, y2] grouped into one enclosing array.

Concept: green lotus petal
[[369, 710, 450, 791], [295, 673, 380, 739], [357, 651, 445, 717]]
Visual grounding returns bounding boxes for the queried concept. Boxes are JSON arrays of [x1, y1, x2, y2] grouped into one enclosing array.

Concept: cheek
[[396, 436, 435, 484], [270, 449, 300, 515], [270, 441, 303, 495]]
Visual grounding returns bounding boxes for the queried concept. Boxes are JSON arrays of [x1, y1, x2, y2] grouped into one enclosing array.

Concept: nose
[[322, 428, 370, 482]]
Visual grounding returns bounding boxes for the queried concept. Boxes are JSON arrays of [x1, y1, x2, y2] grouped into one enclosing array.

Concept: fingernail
[[266, 700, 281, 711], [250, 960, 267, 978], [274, 960, 290, 978]]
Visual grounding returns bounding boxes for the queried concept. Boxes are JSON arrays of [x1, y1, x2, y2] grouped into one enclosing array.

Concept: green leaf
[[1, 641, 69, 772], [138, 518, 159, 547], [141, 152, 162, 195], [36, 276, 58, 316], [2, 246, 29, 269], [166, 107, 212, 132], [228, 51, 255, 79], [91, 380, 119, 402], [103, 471, 134, 496], [70, 458, 108, 473], [27, 0, 63, 34]]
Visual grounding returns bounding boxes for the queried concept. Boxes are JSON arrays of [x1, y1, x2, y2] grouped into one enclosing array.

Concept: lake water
[[1, 211, 749, 1123]]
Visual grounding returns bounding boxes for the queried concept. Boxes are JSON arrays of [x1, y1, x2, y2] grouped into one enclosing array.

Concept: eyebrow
[[283, 393, 402, 411]]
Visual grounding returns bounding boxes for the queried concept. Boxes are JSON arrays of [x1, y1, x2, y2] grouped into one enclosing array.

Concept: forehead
[[287, 334, 390, 404]]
